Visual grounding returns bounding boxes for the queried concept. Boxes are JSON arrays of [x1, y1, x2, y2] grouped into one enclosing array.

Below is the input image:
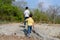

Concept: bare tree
[[38, 2, 44, 12], [46, 5, 60, 23], [12, 0, 27, 9]]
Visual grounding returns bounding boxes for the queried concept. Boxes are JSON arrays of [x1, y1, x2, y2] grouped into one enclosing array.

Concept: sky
[[16, 0, 60, 9]]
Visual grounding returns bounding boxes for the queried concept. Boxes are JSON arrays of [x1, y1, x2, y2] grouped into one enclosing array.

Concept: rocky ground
[[0, 23, 60, 40], [0, 35, 37, 40]]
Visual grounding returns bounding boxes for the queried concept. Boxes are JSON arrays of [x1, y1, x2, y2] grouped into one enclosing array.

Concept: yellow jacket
[[26, 17, 34, 26]]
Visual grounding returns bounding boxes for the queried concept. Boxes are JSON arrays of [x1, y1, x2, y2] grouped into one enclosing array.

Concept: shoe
[[27, 34, 31, 38]]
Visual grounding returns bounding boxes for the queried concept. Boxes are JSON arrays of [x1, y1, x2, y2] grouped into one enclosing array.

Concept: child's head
[[29, 14, 33, 17], [25, 7, 28, 9]]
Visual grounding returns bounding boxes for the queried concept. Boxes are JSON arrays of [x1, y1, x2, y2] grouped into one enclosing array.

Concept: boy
[[24, 7, 30, 26], [25, 14, 34, 37]]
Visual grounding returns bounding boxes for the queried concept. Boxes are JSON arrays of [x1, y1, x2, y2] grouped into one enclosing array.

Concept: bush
[[33, 9, 49, 23], [0, 4, 24, 22]]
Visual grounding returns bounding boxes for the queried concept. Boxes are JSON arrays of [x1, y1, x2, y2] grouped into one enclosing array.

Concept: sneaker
[[27, 34, 31, 38]]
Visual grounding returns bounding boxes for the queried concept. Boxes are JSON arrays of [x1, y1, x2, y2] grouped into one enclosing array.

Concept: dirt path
[[0, 23, 41, 40], [0, 23, 60, 40]]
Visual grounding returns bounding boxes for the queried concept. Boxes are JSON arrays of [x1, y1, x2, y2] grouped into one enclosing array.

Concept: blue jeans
[[27, 26, 32, 36]]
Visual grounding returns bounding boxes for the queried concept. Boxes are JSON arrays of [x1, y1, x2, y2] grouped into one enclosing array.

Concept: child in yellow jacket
[[25, 14, 34, 37]]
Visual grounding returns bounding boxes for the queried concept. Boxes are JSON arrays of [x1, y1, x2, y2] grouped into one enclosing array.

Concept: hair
[[25, 7, 28, 9], [29, 14, 33, 17]]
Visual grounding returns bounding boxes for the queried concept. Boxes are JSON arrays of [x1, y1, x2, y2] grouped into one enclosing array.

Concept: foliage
[[33, 9, 49, 23], [0, 0, 60, 24], [55, 17, 60, 24], [0, 0, 24, 23]]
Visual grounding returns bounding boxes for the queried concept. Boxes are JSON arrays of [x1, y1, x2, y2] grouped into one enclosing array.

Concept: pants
[[27, 26, 32, 36], [24, 17, 29, 25]]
